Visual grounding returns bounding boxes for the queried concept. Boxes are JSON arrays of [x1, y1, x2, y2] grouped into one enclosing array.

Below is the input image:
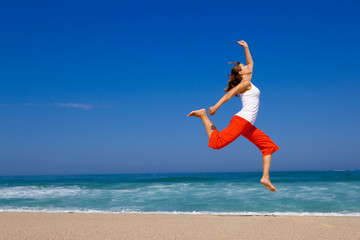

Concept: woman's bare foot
[[187, 109, 206, 118], [260, 177, 277, 192]]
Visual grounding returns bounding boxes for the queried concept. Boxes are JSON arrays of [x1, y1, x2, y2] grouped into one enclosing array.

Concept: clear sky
[[0, 0, 359, 176]]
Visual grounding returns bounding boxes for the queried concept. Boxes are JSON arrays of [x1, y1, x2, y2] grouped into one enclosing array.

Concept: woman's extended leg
[[187, 109, 216, 138], [243, 125, 279, 192]]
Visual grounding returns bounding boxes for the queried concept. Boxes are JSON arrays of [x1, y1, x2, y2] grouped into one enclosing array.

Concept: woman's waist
[[235, 111, 258, 125]]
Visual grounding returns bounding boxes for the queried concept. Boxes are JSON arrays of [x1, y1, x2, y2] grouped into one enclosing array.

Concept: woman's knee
[[262, 144, 280, 156], [209, 143, 225, 150]]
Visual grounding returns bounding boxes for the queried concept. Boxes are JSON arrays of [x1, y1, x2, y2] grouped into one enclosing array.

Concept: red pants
[[208, 115, 279, 156]]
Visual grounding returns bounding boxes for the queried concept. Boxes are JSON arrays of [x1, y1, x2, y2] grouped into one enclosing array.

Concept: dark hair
[[224, 62, 243, 97]]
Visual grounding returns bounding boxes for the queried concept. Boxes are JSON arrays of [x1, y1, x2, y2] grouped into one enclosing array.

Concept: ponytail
[[224, 62, 243, 97]]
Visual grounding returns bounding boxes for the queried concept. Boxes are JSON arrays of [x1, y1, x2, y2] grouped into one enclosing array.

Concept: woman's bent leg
[[187, 109, 216, 138], [243, 126, 279, 191]]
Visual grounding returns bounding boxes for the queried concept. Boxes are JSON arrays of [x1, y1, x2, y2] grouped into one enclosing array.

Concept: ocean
[[0, 171, 359, 216]]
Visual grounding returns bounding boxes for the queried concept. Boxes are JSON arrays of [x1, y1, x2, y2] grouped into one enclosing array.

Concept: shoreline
[[1, 212, 359, 239], [1, 210, 360, 217]]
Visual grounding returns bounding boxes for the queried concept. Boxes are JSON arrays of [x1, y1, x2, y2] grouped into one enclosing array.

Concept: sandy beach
[[0, 212, 359, 240]]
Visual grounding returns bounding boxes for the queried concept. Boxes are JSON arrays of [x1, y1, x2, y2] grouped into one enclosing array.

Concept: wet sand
[[0, 212, 359, 240]]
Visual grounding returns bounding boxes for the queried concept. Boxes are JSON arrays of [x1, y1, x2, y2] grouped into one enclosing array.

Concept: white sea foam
[[0, 186, 83, 199]]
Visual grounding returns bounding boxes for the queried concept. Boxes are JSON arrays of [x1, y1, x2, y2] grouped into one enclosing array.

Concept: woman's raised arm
[[238, 40, 254, 68]]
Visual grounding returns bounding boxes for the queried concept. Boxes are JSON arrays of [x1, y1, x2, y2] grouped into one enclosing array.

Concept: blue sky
[[0, 0, 359, 175]]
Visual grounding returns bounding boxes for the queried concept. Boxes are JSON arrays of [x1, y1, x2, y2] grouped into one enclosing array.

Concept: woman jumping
[[188, 40, 279, 192]]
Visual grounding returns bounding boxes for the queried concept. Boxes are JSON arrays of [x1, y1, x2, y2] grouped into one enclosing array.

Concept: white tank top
[[235, 83, 260, 125]]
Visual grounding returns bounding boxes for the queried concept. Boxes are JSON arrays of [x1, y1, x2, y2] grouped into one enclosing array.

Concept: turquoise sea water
[[0, 171, 359, 216]]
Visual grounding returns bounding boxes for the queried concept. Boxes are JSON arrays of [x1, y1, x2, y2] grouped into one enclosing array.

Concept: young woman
[[188, 40, 279, 192]]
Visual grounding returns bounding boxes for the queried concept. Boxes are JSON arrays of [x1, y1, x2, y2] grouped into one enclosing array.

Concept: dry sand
[[0, 212, 359, 240]]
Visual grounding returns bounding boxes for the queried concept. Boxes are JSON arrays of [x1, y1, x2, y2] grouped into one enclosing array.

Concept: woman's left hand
[[209, 106, 217, 115]]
